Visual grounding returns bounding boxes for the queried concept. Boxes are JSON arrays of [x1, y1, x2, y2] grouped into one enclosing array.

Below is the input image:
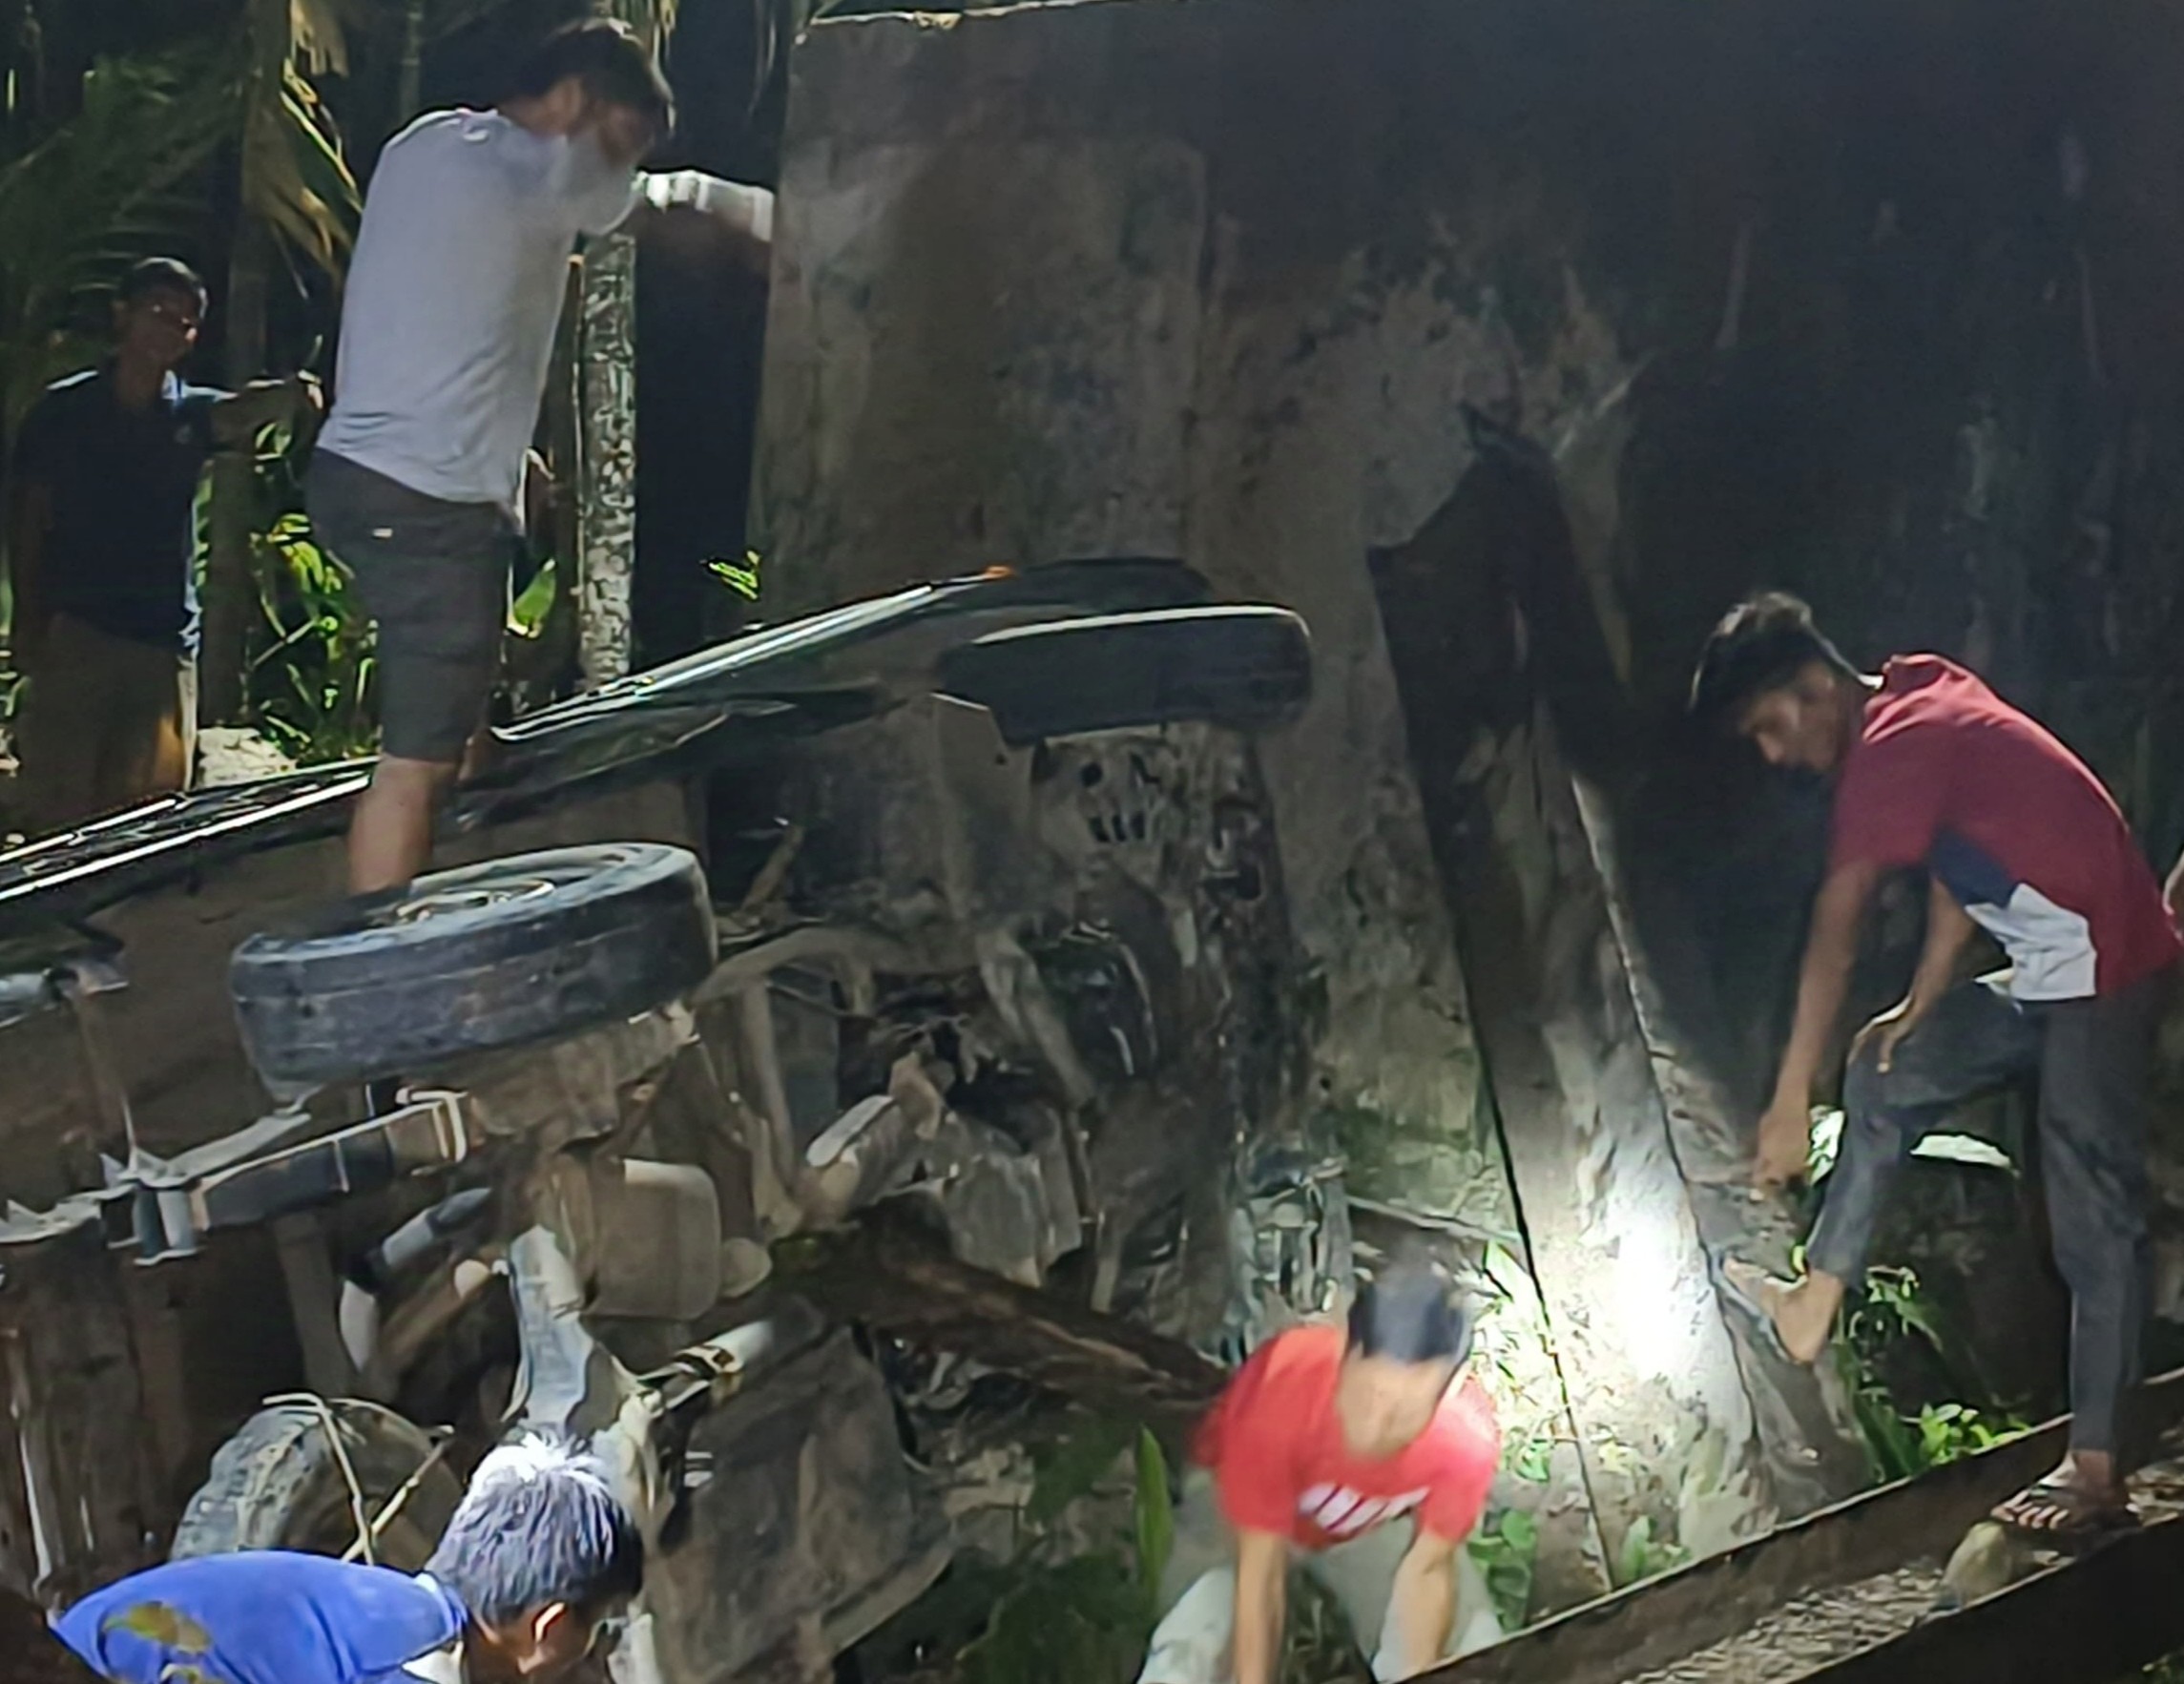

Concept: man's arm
[[1232, 1526, 1289, 1684], [1754, 857, 1884, 1189], [2165, 849, 2184, 925], [1382, 1528, 1461, 1679], [633, 171, 774, 273], [208, 374, 321, 447], [5, 472, 52, 661], [1854, 875, 1977, 1074]]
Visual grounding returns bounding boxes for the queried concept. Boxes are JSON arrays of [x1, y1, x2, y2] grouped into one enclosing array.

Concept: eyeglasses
[[136, 301, 201, 335]]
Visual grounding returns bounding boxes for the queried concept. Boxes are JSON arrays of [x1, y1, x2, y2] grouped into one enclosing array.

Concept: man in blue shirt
[[52, 1437, 641, 1684], [5, 258, 312, 832]]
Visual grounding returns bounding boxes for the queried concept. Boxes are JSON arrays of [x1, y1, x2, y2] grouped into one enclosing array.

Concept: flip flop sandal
[[1993, 1479, 2140, 1551], [1712, 1258, 1797, 1364]]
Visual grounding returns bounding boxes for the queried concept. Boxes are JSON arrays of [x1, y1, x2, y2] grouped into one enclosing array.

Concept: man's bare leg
[[457, 719, 498, 786], [1722, 1258, 1845, 1365], [347, 755, 456, 894]]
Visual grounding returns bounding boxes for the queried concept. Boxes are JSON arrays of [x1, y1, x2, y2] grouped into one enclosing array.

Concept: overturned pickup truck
[[0, 562, 1321, 1682]]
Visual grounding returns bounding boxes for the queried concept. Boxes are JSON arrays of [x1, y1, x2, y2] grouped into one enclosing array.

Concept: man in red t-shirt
[[1136, 1261, 1503, 1684], [1691, 593, 2180, 1539]]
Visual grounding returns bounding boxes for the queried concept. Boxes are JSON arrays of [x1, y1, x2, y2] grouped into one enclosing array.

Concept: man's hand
[[1753, 1092, 1814, 1193], [1758, 859, 1880, 1196], [1850, 995, 1925, 1076], [212, 374, 322, 447], [2166, 850, 2184, 925], [637, 170, 773, 274]]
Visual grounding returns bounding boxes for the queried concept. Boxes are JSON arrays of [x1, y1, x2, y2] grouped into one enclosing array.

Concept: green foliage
[[1027, 1412, 1139, 1528], [1833, 1262, 2028, 1484], [510, 556, 561, 639], [707, 549, 764, 602], [1613, 1515, 1686, 1585], [1134, 1430, 1175, 1595], [957, 1551, 1154, 1684], [229, 430, 377, 764], [243, 57, 361, 275], [1468, 1507, 1539, 1631], [0, 47, 234, 426], [945, 1420, 1176, 1684]]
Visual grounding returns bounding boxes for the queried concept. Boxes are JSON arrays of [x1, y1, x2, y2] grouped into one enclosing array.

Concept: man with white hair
[[52, 1438, 639, 1684]]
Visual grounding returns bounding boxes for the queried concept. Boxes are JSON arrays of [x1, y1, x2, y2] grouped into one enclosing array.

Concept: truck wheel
[[935, 605, 1312, 745], [231, 843, 717, 1088], [170, 1400, 462, 1570], [3, 1589, 102, 1684]]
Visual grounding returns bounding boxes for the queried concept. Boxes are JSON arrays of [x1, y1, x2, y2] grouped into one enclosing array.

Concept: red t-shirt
[[1193, 1325, 1500, 1551], [1829, 655, 2179, 1001]]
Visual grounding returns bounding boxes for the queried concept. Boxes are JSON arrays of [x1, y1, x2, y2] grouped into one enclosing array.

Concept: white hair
[[470, 1434, 614, 1493]]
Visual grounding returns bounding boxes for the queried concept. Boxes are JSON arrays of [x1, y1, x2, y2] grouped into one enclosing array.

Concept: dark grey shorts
[[306, 450, 514, 765]]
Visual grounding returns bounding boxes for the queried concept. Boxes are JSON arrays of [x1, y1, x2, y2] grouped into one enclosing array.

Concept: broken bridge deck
[[801, 1231, 2184, 1684]]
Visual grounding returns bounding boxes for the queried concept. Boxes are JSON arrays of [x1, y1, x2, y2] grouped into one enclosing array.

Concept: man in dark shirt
[[5, 257, 312, 830], [1693, 593, 2180, 1540]]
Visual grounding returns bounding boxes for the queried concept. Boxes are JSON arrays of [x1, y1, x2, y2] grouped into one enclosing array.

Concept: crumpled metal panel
[[0, 564, 1210, 934], [0, 1220, 158, 1605], [1212, 1148, 1355, 1366], [639, 1328, 948, 1684]]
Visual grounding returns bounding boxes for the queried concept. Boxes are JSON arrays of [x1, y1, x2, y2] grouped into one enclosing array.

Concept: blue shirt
[[10, 365, 223, 654], [53, 1552, 468, 1684]]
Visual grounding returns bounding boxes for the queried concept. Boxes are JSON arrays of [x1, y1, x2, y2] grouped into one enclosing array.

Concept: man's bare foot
[[456, 723, 498, 786], [1720, 1258, 1839, 1365], [1994, 1452, 2136, 1542]]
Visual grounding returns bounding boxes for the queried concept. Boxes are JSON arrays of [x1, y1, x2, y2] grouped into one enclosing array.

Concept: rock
[[196, 726, 300, 788], [1933, 1520, 2033, 1613]]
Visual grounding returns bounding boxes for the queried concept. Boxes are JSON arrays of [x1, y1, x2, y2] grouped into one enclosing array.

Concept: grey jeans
[[1807, 969, 2166, 1456]]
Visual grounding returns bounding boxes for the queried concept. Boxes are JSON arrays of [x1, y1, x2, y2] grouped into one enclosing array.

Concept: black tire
[[170, 1400, 463, 1570], [935, 605, 1312, 745], [3, 1588, 102, 1684], [232, 842, 717, 1088]]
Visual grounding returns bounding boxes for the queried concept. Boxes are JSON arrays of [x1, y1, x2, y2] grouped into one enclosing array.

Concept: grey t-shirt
[[319, 109, 638, 514]]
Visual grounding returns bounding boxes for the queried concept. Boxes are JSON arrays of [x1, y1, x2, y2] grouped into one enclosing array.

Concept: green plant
[[1468, 1507, 1539, 1631], [1833, 1263, 2028, 1483], [221, 425, 376, 765], [510, 556, 561, 639], [247, 508, 375, 763], [707, 549, 764, 602], [0, 47, 235, 428], [937, 1419, 1175, 1684], [1613, 1515, 1687, 1585]]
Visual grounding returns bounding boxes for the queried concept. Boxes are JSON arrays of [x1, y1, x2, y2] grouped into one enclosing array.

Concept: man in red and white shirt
[[1137, 1262, 1503, 1684], [1691, 593, 2180, 1539]]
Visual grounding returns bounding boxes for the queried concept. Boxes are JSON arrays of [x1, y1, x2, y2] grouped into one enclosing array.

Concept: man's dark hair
[[425, 1438, 643, 1625], [1688, 591, 1856, 729], [119, 257, 207, 311], [1347, 1258, 1473, 1366], [509, 18, 675, 139]]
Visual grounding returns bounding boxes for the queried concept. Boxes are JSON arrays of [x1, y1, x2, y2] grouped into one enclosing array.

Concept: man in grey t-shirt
[[310, 17, 772, 895]]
